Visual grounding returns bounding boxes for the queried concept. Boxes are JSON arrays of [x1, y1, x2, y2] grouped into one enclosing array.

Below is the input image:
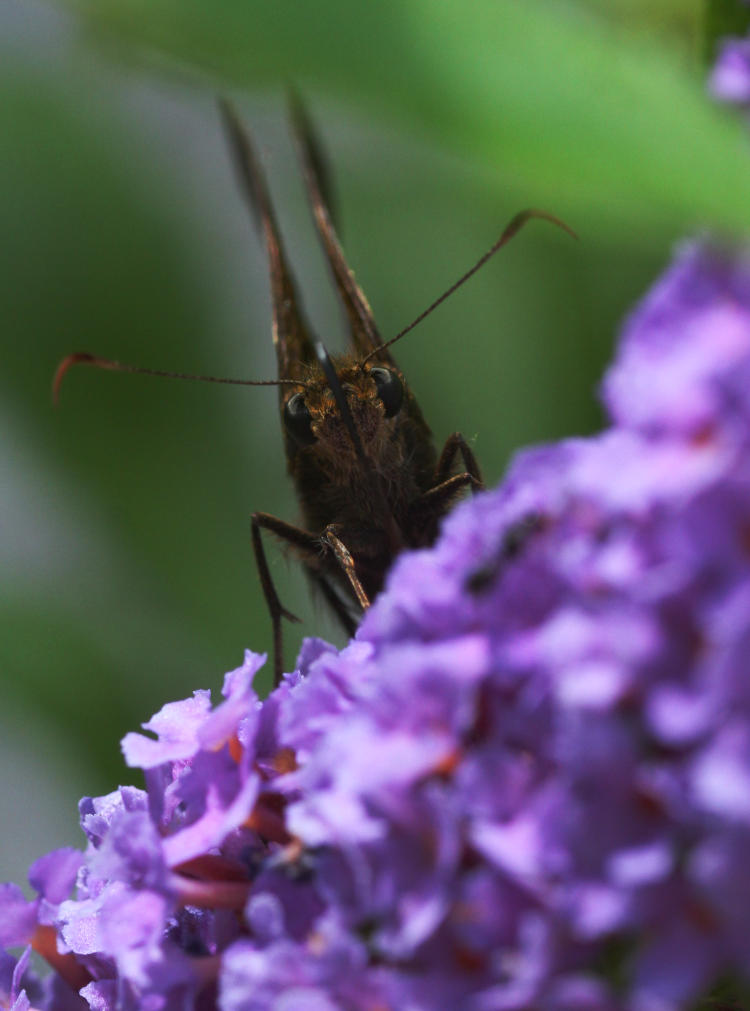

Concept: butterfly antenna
[[52, 352, 303, 405], [361, 209, 577, 365]]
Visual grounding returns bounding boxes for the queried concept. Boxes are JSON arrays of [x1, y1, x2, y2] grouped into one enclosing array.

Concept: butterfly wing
[[219, 98, 317, 390]]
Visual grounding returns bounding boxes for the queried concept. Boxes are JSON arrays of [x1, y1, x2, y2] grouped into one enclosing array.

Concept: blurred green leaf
[[579, 0, 699, 38], [64, 0, 750, 237]]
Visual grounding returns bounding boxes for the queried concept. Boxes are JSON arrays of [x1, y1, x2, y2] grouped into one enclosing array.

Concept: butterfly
[[55, 96, 574, 685]]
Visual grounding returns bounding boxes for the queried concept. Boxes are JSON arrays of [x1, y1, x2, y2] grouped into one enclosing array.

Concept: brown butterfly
[[55, 96, 574, 685]]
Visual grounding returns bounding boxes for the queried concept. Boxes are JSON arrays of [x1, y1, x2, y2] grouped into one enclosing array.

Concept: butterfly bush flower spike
[[4, 240, 750, 1008]]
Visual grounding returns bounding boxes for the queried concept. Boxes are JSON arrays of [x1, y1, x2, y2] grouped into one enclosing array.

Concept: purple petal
[[28, 849, 83, 904], [0, 885, 37, 947], [121, 690, 213, 768]]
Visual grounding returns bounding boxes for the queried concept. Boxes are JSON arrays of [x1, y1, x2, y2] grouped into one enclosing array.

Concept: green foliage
[[66, 0, 750, 233]]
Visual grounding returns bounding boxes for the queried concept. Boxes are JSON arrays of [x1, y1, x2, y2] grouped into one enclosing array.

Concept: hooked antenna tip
[[52, 352, 98, 406]]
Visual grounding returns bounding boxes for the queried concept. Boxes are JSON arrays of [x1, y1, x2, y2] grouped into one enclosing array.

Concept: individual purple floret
[[710, 35, 750, 105], [3, 238, 750, 1008]]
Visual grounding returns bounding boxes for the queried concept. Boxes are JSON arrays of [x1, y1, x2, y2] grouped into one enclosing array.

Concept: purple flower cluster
[[4, 240, 750, 1009], [709, 3, 750, 106], [710, 36, 750, 105]]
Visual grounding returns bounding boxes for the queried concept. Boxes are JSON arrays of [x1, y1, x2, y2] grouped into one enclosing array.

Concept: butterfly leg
[[321, 526, 371, 610], [408, 436, 483, 535], [308, 571, 358, 637], [417, 471, 478, 516], [435, 432, 484, 491], [252, 512, 329, 687], [252, 514, 370, 685]]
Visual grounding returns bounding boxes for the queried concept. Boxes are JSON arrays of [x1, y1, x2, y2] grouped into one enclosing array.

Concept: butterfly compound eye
[[283, 392, 316, 445], [370, 367, 403, 418]]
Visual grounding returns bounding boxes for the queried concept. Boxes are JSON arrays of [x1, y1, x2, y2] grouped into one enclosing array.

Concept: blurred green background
[[2, 0, 750, 875]]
